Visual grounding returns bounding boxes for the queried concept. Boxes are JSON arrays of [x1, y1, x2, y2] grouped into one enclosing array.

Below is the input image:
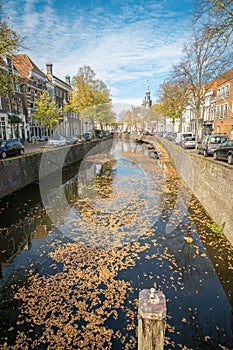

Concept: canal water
[[0, 138, 232, 349]]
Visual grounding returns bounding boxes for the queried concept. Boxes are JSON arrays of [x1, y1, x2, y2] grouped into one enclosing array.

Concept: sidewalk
[[24, 141, 47, 154]]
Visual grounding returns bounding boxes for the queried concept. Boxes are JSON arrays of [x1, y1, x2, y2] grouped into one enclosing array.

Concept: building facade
[[0, 56, 26, 140], [12, 54, 50, 141], [0, 54, 82, 141], [214, 69, 233, 139], [46, 63, 81, 137]]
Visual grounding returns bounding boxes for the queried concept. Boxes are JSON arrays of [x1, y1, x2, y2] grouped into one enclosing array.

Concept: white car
[[48, 136, 67, 147], [175, 132, 193, 145]]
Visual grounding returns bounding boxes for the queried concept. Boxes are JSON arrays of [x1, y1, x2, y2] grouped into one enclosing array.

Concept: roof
[[11, 54, 46, 79], [0, 56, 20, 75]]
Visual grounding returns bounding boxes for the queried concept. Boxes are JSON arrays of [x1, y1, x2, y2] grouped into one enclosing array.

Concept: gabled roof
[[12, 54, 46, 79]]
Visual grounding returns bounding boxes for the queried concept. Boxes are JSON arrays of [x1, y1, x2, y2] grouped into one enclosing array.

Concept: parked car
[[47, 136, 67, 147], [95, 129, 103, 139], [84, 132, 93, 141], [64, 136, 78, 145], [175, 132, 193, 145], [197, 134, 228, 157], [0, 139, 25, 159], [182, 136, 196, 149], [103, 130, 111, 137], [163, 132, 173, 140], [213, 140, 233, 164], [39, 136, 48, 142]]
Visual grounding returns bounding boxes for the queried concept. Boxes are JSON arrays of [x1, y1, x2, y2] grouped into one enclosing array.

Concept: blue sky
[[3, 0, 194, 113]]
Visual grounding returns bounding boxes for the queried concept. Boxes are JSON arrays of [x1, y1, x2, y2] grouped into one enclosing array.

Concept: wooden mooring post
[[138, 287, 166, 350]]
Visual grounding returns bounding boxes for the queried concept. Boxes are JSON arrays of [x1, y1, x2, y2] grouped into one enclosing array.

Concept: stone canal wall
[[0, 139, 111, 200], [157, 137, 233, 245]]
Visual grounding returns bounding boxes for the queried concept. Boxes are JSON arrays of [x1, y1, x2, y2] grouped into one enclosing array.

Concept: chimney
[[65, 75, 71, 85], [46, 62, 53, 75]]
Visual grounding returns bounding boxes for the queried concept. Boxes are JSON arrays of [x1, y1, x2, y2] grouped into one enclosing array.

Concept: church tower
[[142, 83, 152, 109]]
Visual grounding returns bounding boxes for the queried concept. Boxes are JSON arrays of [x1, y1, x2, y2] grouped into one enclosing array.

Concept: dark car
[[103, 130, 111, 137], [84, 132, 93, 141], [197, 134, 228, 157], [95, 129, 103, 139], [0, 139, 25, 159], [213, 140, 233, 164]]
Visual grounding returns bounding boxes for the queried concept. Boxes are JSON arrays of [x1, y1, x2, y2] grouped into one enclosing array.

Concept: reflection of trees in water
[[0, 203, 52, 269], [95, 160, 117, 198], [64, 159, 117, 202]]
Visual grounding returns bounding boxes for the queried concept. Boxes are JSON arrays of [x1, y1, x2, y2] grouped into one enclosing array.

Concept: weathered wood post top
[[138, 288, 166, 319], [138, 287, 166, 350]]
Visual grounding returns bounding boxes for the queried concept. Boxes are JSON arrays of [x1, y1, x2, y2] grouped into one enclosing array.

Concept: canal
[[0, 137, 233, 349]]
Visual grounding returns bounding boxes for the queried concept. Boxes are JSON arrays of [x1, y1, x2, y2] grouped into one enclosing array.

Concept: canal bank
[[155, 136, 233, 246], [0, 137, 112, 199]]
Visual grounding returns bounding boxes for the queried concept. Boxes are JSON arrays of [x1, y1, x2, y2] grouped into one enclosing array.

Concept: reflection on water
[[0, 138, 233, 349]]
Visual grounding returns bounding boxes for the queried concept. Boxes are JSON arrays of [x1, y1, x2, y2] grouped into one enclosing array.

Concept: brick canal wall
[[0, 138, 112, 200], [157, 137, 233, 246]]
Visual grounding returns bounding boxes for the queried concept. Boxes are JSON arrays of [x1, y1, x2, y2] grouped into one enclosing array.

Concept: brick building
[[0, 56, 26, 140], [12, 54, 49, 140], [215, 69, 233, 139]]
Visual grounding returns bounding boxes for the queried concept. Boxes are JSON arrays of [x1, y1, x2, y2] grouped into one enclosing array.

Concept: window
[[216, 106, 219, 119], [217, 88, 221, 100], [226, 84, 230, 98], [0, 96, 2, 110], [14, 81, 20, 93], [224, 104, 228, 118], [220, 105, 223, 119], [221, 87, 224, 99], [210, 108, 214, 120]]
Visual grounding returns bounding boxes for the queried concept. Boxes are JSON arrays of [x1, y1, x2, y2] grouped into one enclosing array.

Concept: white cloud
[[3, 0, 193, 102]]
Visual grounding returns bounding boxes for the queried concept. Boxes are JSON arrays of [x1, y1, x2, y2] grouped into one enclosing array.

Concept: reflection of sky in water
[[57, 141, 167, 247]]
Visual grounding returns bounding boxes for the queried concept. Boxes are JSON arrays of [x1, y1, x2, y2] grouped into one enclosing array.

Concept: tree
[[8, 114, 21, 138], [0, 5, 21, 58], [194, 0, 233, 41], [172, 25, 232, 144], [33, 91, 61, 131], [67, 66, 112, 125], [156, 80, 189, 132], [79, 102, 116, 133], [94, 103, 116, 129], [0, 4, 23, 94]]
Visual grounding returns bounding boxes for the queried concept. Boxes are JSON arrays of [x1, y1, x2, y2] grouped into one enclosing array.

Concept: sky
[[3, 0, 194, 114]]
